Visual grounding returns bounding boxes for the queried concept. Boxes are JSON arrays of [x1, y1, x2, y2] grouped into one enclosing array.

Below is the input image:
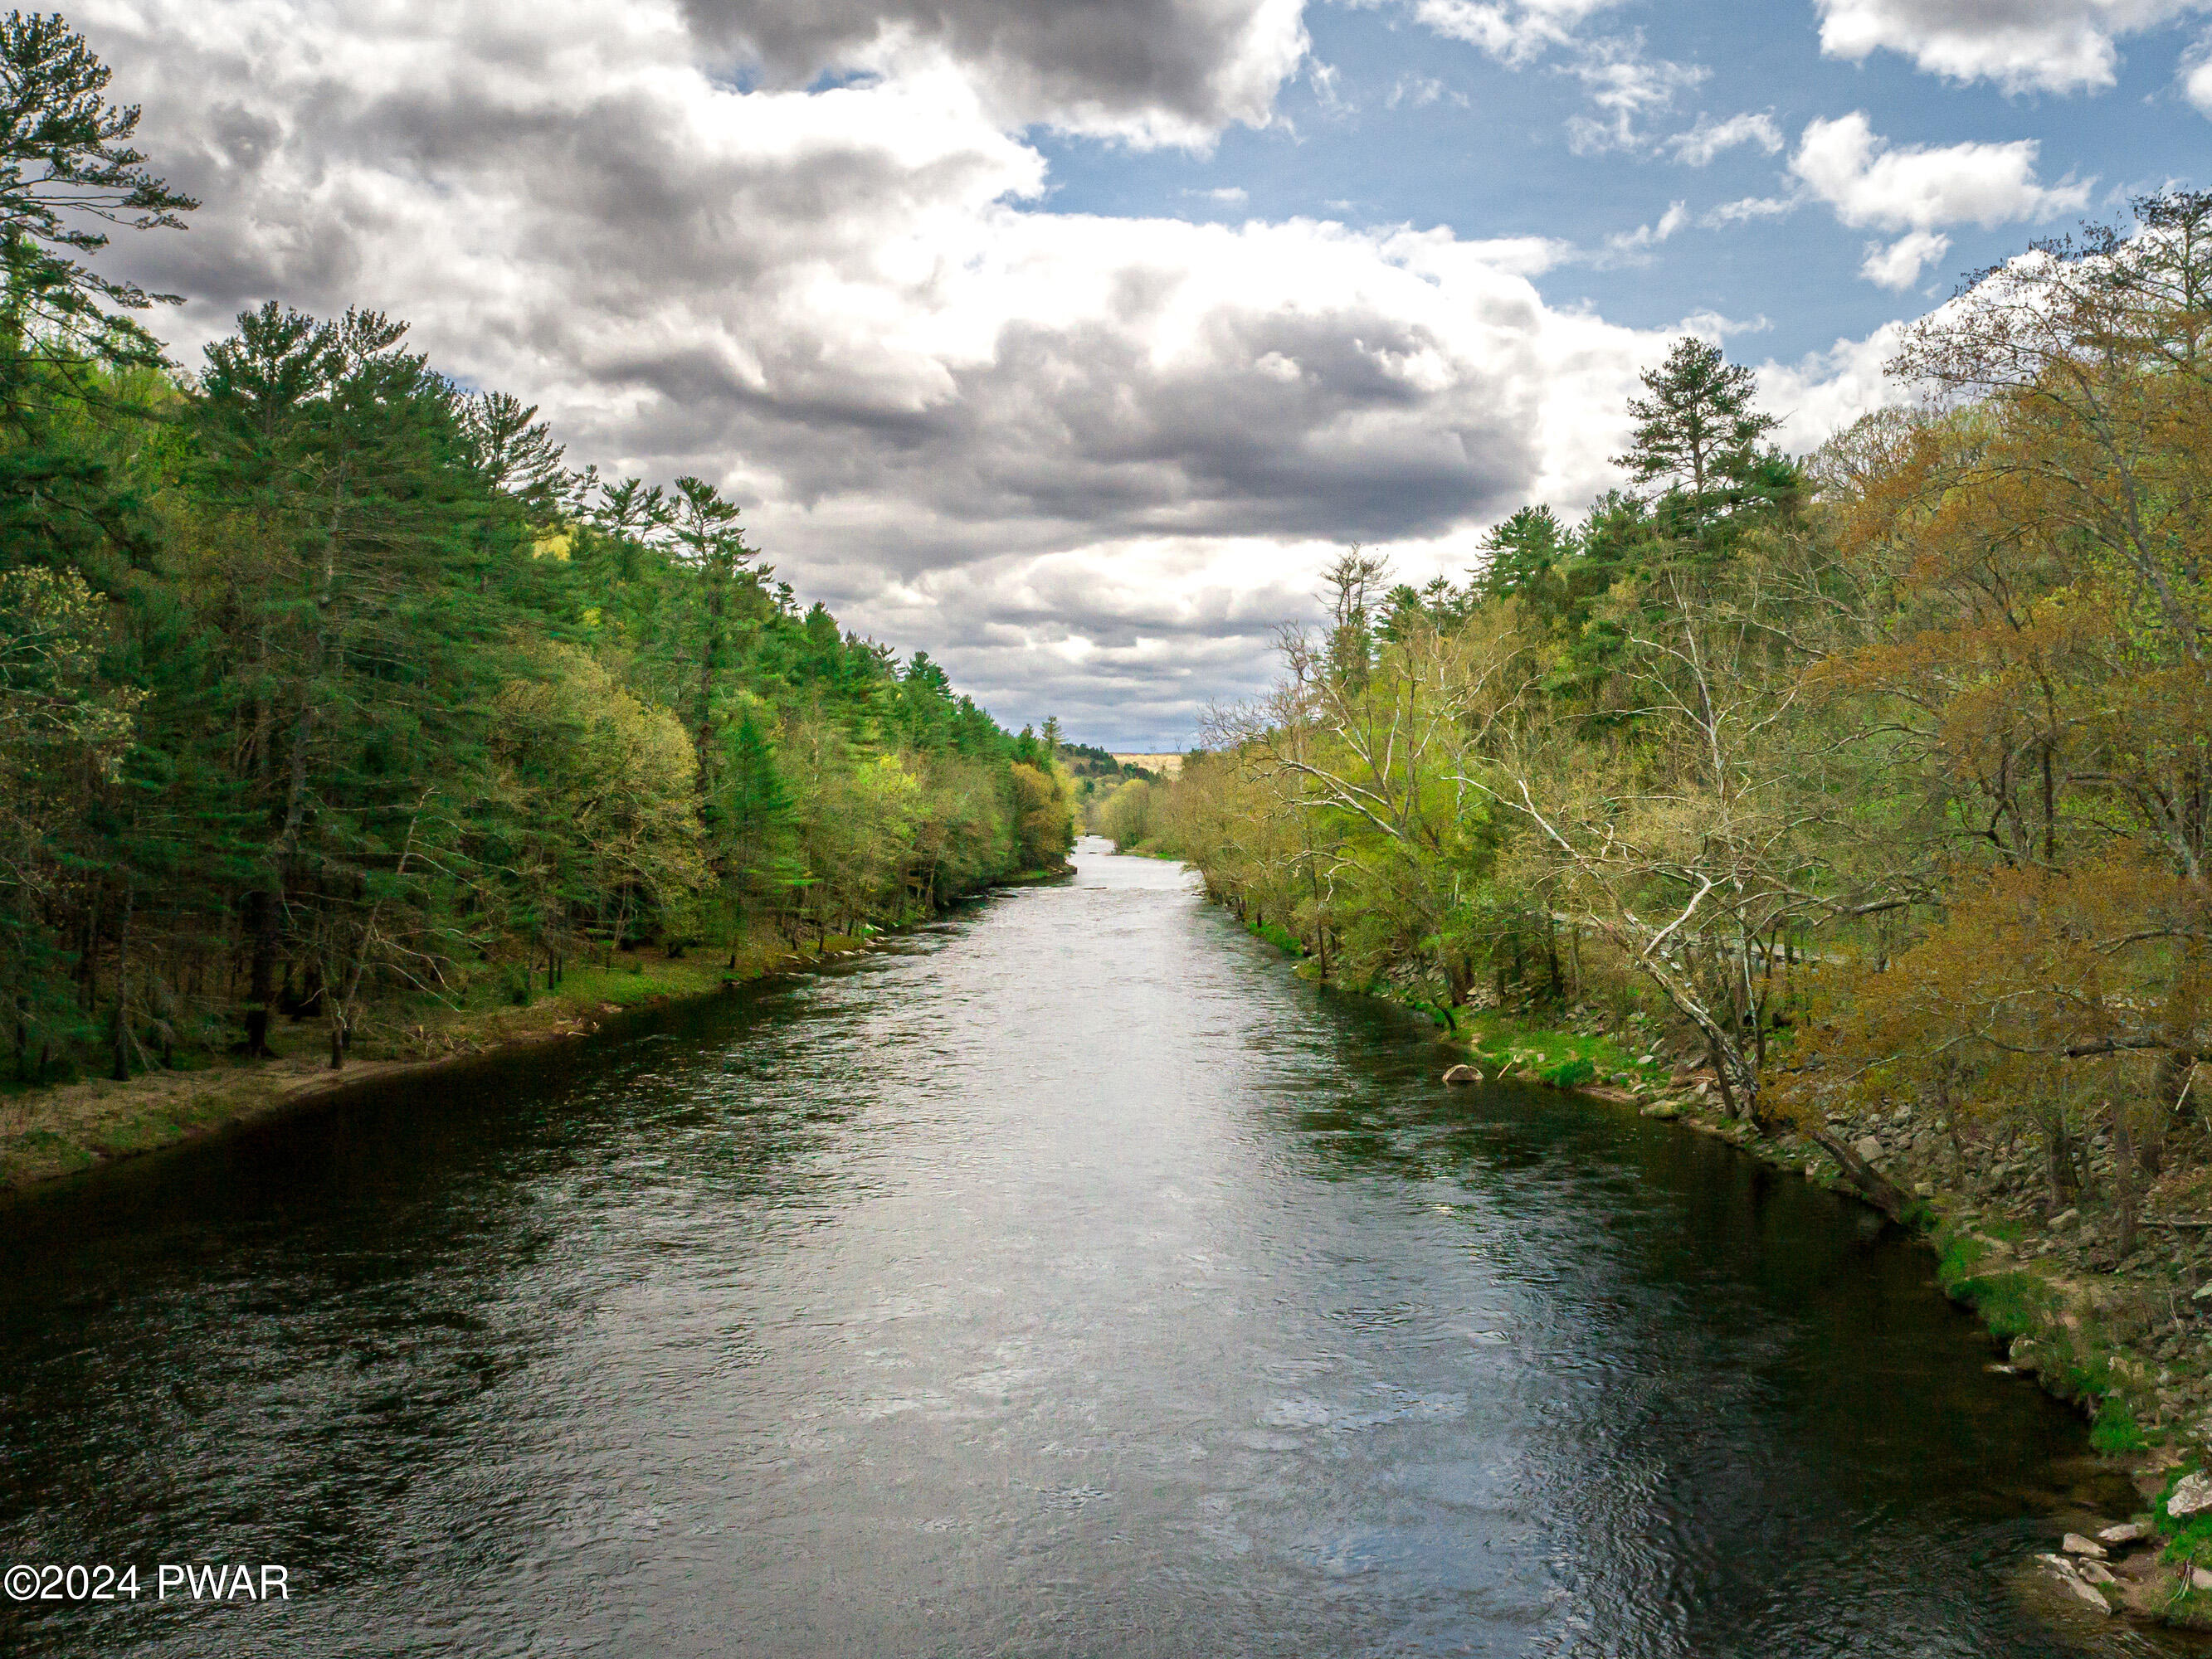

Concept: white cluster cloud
[[2186, 40, 2212, 109], [1857, 229, 1955, 289], [1814, 0, 2206, 94], [1755, 324, 1912, 453], [1789, 112, 2092, 288]]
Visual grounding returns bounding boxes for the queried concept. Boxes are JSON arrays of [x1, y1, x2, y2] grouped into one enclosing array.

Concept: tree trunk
[[2111, 1100, 2138, 1258], [2043, 1113, 2081, 1209], [244, 888, 277, 1058], [110, 883, 134, 1081], [1810, 1130, 1917, 1222]]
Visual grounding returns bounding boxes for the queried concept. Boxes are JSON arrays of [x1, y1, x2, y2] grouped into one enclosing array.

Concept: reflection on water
[[0, 841, 2178, 1655]]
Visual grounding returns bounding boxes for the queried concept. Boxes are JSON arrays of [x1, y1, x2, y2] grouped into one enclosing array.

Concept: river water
[[0, 843, 2181, 1656]]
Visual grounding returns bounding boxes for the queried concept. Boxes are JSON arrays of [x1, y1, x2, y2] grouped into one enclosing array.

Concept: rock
[[2063, 1534, 2108, 1559], [1640, 1102, 1678, 1120], [1853, 1136, 1883, 1163], [1441, 1064, 1481, 1086], [2190, 1282, 2212, 1302], [2099, 1521, 2152, 1545], [2194, 1566, 2212, 1592], [2060, 1575, 2112, 1613], [2075, 1559, 2117, 1586], [2050, 1208, 2079, 1231], [2172, 1472, 2212, 1519], [1914, 1182, 1936, 1199]]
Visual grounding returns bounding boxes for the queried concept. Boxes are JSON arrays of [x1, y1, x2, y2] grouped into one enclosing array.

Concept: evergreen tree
[[1612, 337, 1779, 531]]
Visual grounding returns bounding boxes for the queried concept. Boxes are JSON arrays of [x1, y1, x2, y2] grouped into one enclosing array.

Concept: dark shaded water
[[0, 844, 2179, 1655]]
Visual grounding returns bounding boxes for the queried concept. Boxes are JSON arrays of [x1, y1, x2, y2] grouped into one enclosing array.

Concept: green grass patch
[[2092, 1394, 2151, 1455], [1447, 1009, 1656, 1088], [1245, 918, 1305, 957], [1948, 1267, 2050, 1341], [2160, 1467, 2212, 1567]]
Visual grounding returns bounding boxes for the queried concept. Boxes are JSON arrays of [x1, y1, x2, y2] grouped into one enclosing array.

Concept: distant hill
[[1111, 753, 1183, 776]]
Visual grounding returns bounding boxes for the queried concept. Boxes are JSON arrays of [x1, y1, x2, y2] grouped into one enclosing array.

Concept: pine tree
[[1612, 337, 1779, 530]]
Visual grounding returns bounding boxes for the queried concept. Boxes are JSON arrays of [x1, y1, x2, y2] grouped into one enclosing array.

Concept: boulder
[[2062, 1534, 2108, 1559], [1640, 1102, 1679, 1121], [2194, 1566, 2212, 1592], [1853, 1136, 1883, 1164], [1442, 1064, 1481, 1087], [2171, 1471, 2212, 1519], [2060, 1575, 2112, 1613], [2099, 1521, 2152, 1545], [2075, 1559, 2117, 1586]]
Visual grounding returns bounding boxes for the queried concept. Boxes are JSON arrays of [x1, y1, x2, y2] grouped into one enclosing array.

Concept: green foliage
[[1539, 1056, 1598, 1089], [1162, 200, 2212, 1165], [1932, 1234, 2053, 1344], [0, 15, 1052, 1083], [2091, 1394, 2151, 1455]]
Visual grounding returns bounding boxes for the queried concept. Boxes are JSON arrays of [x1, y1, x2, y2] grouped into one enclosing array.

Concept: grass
[[1932, 1228, 2056, 1342], [0, 938, 847, 1196], [2093, 1394, 2152, 1454], [1440, 1006, 1667, 1090], [2161, 1467, 2212, 1569]]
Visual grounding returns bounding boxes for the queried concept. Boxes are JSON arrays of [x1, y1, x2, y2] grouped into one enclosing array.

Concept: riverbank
[[1206, 890, 2212, 1627], [0, 935, 879, 1197], [0, 864, 1086, 1199], [1456, 1000, 2212, 1626]]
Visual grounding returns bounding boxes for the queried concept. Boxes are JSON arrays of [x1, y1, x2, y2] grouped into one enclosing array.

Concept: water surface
[[0, 843, 2170, 1655]]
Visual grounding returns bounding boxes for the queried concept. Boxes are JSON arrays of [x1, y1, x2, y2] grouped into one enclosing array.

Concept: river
[[0, 841, 2180, 1656]]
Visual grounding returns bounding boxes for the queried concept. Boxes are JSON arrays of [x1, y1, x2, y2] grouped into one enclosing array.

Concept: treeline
[[1146, 192, 2210, 1243], [0, 16, 1074, 1083]]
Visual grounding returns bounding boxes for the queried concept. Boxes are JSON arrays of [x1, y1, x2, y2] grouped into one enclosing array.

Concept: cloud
[[1386, 71, 1463, 108], [1665, 109, 1783, 165], [1858, 227, 1952, 288], [1603, 200, 1691, 260], [1702, 192, 1800, 226], [1408, 0, 1625, 64], [1791, 112, 2093, 232], [1399, 2, 1701, 153], [68, 0, 1921, 746], [1813, 0, 2206, 95], [1563, 39, 1708, 154], [2185, 35, 2212, 109], [1754, 323, 1912, 452], [679, 0, 1313, 146]]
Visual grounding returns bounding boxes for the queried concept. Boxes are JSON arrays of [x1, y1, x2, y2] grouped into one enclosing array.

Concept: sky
[[76, 0, 2211, 747]]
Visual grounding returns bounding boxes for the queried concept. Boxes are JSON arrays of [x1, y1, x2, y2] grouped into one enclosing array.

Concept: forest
[[1122, 191, 2211, 1240], [0, 16, 1074, 1086]]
